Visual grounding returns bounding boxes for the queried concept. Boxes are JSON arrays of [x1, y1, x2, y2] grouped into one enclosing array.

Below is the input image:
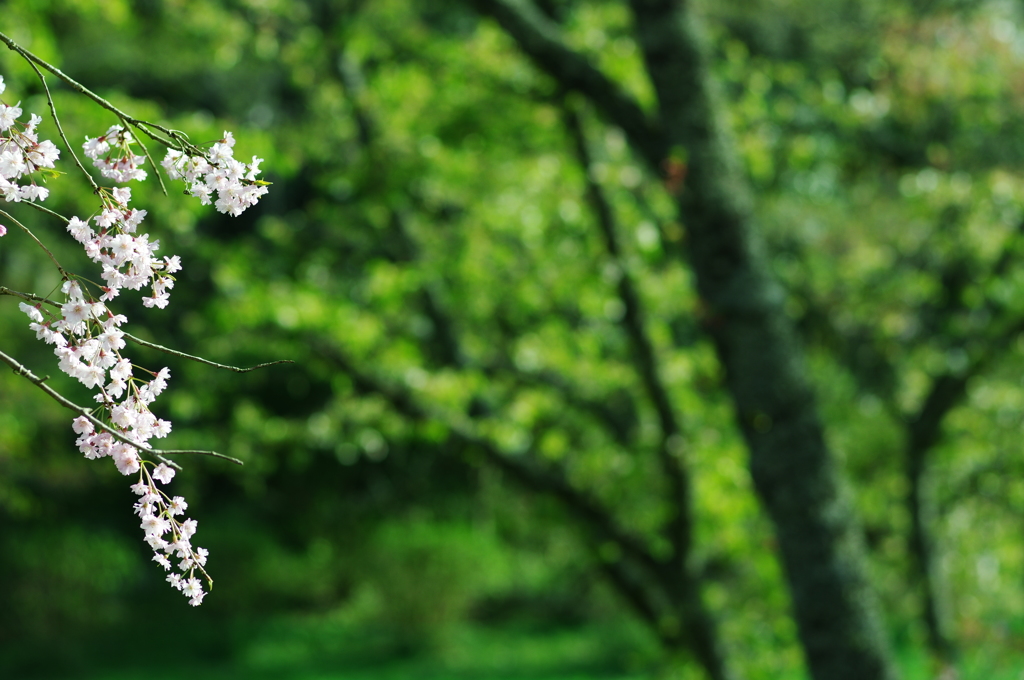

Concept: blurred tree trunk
[[469, 1, 899, 678], [628, 3, 896, 679]]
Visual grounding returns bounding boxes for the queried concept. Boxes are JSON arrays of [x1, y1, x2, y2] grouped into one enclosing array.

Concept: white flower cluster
[[162, 131, 268, 216], [129, 466, 210, 606], [0, 75, 60, 202], [83, 124, 147, 182], [7, 70, 270, 604], [18, 278, 209, 605], [64, 187, 181, 308]]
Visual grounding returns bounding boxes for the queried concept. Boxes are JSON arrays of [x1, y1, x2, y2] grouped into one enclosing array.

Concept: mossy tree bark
[[469, 1, 900, 678]]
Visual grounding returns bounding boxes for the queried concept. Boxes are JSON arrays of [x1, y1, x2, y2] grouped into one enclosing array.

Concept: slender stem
[[22, 53, 100, 193], [119, 115, 169, 196], [0, 348, 243, 465], [563, 99, 692, 574], [0, 286, 61, 308], [156, 455, 182, 471], [0, 208, 68, 278], [0, 30, 205, 156], [123, 332, 295, 373], [147, 449, 244, 464], [25, 200, 71, 223], [1, 291, 292, 374]]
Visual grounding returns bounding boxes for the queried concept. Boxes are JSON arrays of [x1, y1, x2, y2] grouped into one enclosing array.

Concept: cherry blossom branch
[[0, 286, 61, 308], [0, 30, 205, 157], [1, 36, 269, 606], [0, 293, 293, 373], [0, 348, 243, 465], [21, 52, 100, 193], [122, 332, 295, 373], [118, 115, 169, 195], [25, 200, 70, 223]]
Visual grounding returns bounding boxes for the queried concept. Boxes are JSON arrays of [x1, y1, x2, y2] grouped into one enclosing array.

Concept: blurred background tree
[[4, 0, 1024, 678]]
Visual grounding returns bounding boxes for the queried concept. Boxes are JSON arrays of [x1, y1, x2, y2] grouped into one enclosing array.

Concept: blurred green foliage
[[6, 0, 1024, 678]]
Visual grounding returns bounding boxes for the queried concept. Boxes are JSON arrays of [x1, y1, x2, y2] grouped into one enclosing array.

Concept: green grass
[[17, 612, 660, 680], [12, 609, 1024, 680]]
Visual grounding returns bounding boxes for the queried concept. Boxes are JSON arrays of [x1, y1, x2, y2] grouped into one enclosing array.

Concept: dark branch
[[314, 339, 667, 581], [467, 0, 666, 169], [562, 99, 692, 571]]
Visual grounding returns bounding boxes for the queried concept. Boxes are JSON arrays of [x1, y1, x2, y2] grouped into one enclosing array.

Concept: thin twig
[[0, 286, 61, 308], [563, 98, 692, 573], [123, 332, 295, 372], [22, 54, 100, 193], [25, 200, 71, 223], [0, 348, 243, 465], [155, 455, 182, 471], [0, 31, 204, 156], [0, 208, 68, 277], [119, 115, 169, 196], [146, 449, 244, 464]]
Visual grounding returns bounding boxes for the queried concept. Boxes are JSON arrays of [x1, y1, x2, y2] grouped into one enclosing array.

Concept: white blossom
[[8, 70, 270, 607]]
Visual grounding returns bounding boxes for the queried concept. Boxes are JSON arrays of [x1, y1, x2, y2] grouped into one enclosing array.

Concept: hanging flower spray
[[0, 32, 286, 606]]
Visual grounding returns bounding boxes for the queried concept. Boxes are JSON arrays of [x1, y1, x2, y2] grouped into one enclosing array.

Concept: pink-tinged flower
[[109, 357, 132, 382], [95, 209, 118, 228], [112, 444, 140, 475], [169, 538, 192, 561], [182, 577, 203, 599], [168, 496, 188, 516], [124, 208, 146, 232], [152, 463, 176, 485], [152, 419, 172, 438], [0, 224, 6, 237], [67, 216, 93, 243], [146, 534, 170, 552], [163, 255, 182, 273], [150, 368, 170, 396], [61, 300, 91, 326], [18, 184, 48, 202], [61, 279, 86, 301], [140, 512, 171, 536], [78, 363, 106, 389], [18, 302, 43, 323], [97, 327, 125, 352], [72, 415, 94, 435], [134, 495, 157, 517], [26, 140, 59, 168], [179, 518, 198, 540], [111, 403, 136, 429], [152, 553, 172, 570], [142, 293, 170, 309], [111, 187, 131, 205], [0, 102, 22, 131]]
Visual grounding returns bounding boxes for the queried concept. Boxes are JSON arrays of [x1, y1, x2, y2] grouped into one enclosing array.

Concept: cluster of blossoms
[[8, 71, 269, 605], [65, 186, 180, 308], [19, 280, 209, 605], [162, 131, 267, 216], [83, 124, 147, 182], [0, 75, 60, 202], [130, 464, 209, 605]]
